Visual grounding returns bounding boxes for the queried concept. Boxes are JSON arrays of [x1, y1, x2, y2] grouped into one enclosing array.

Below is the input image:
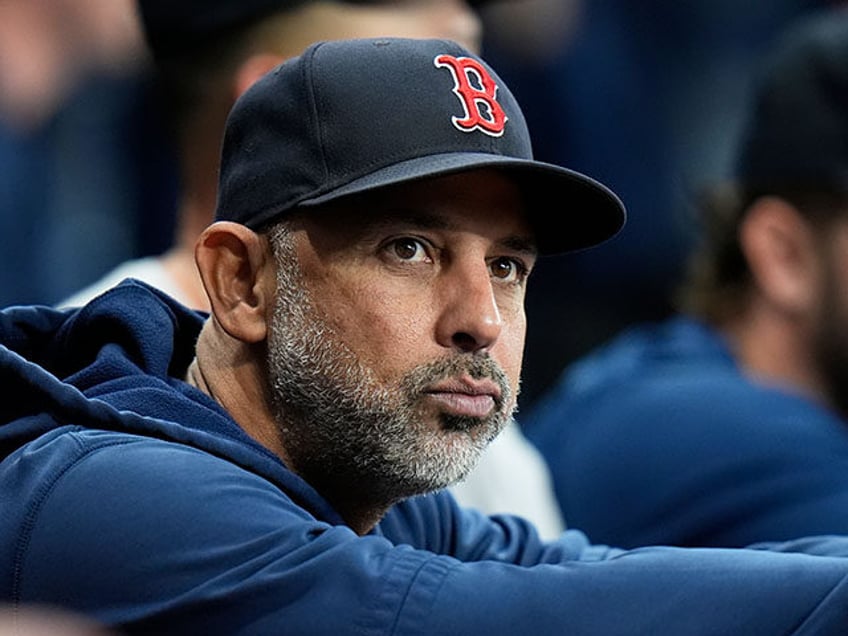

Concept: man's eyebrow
[[372, 209, 449, 231], [370, 209, 539, 256], [499, 235, 539, 257]]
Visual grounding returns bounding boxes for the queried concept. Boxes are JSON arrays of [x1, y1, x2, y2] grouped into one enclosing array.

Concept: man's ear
[[740, 195, 820, 316], [234, 53, 285, 99], [195, 221, 273, 343]]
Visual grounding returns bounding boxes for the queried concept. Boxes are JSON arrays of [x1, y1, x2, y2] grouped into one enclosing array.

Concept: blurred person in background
[[524, 7, 848, 549], [58, 0, 566, 538], [0, 0, 173, 306], [0, 0, 143, 130]]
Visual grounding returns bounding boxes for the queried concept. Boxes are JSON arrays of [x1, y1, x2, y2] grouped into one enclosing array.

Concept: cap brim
[[298, 153, 626, 255]]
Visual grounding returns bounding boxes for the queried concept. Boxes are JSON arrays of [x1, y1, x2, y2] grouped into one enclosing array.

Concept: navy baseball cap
[[137, 0, 495, 60], [215, 37, 625, 254], [735, 8, 848, 189]]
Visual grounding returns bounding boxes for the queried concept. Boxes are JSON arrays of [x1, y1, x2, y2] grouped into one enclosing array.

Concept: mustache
[[403, 354, 512, 412]]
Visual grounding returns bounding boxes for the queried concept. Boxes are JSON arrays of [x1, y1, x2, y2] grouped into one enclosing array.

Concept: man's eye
[[490, 257, 527, 283], [391, 238, 427, 261]]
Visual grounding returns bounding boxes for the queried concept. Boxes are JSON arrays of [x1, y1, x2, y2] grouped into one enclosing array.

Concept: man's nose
[[435, 263, 503, 353]]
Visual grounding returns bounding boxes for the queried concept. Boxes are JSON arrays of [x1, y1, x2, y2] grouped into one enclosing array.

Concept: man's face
[[265, 170, 536, 508]]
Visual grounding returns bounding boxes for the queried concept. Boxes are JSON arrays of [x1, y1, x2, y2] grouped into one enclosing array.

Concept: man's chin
[[439, 413, 484, 433]]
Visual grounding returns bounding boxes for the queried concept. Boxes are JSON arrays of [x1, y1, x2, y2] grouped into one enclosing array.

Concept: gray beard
[[265, 229, 514, 509]]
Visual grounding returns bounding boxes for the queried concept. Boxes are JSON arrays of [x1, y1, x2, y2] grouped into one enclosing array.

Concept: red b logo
[[435, 54, 508, 137]]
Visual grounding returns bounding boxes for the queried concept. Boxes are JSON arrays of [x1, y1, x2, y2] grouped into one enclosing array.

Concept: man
[[5, 36, 848, 634], [57, 0, 566, 538], [525, 7, 848, 549]]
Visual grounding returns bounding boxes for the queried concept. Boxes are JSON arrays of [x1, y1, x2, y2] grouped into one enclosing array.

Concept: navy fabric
[[526, 315, 848, 549], [4, 281, 848, 633]]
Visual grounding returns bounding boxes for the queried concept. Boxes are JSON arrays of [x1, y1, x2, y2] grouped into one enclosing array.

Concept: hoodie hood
[[0, 278, 341, 523], [0, 280, 201, 459]]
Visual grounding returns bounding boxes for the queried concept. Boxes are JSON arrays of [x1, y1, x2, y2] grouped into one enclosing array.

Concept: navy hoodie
[[3, 279, 848, 635]]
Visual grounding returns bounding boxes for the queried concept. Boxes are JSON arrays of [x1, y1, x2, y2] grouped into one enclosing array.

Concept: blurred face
[[270, 0, 484, 56], [265, 170, 536, 507]]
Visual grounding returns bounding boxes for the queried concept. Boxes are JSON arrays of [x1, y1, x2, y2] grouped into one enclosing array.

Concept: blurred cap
[[215, 37, 625, 255], [735, 8, 848, 190], [136, 0, 495, 60]]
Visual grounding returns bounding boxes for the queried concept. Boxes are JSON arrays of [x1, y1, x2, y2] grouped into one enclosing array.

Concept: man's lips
[[424, 376, 502, 418]]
